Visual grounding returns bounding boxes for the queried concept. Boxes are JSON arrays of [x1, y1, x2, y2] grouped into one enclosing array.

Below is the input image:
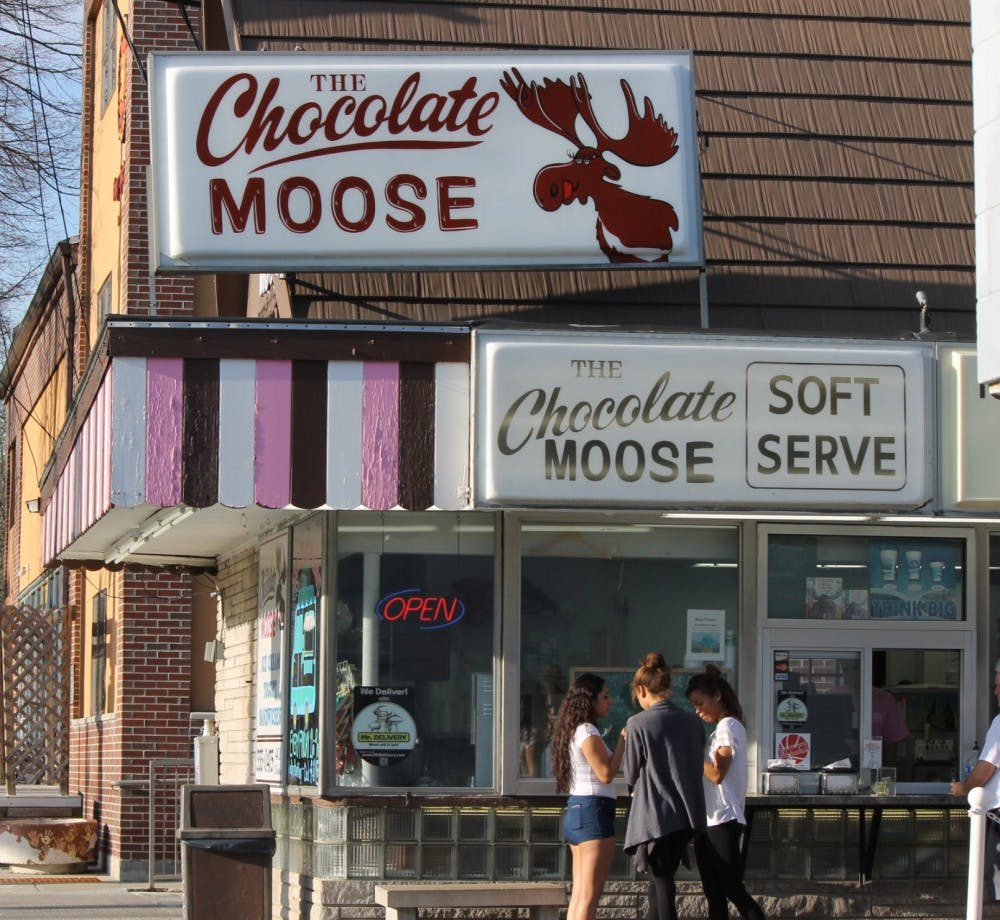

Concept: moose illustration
[[500, 68, 681, 263]]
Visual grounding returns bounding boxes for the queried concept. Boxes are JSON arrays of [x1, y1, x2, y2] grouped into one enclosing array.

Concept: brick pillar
[[70, 569, 196, 880], [116, 570, 194, 868]]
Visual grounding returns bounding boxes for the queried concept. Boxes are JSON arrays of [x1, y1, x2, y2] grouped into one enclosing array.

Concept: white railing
[[967, 786, 986, 920]]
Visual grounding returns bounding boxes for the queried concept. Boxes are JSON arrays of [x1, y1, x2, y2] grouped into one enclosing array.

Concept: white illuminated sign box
[[475, 331, 931, 508], [148, 51, 702, 271]]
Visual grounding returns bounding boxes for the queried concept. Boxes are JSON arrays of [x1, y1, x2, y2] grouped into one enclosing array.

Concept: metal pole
[[967, 786, 986, 920], [148, 760, 156, 891], [698, 268, 709, 329]]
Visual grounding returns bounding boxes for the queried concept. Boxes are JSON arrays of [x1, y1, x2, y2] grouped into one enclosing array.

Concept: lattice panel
[[0, 605, 71, 793]]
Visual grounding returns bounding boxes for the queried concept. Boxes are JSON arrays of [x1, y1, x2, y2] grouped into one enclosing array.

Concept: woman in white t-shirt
[[551, 673, 627, 920], [686, 665, 766, 920]]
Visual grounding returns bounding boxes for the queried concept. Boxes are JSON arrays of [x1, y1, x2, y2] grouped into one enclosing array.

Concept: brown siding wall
[[229, 0, 973, 335]]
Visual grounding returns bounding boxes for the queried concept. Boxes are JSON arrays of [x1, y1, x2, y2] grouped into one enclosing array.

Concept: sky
[[2, 3, 83, 330]]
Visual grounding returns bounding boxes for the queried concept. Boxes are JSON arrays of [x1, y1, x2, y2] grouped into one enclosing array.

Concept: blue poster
[[868, 539, 960, 620]]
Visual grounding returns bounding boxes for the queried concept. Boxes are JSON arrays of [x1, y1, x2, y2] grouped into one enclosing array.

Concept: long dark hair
[[685, 663, 744, 723], [551, 673, 605, 794], [631, 651, 672, 702]]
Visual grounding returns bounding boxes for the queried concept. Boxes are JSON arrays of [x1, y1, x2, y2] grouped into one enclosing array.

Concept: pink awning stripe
[[82, 396, 92, 528], [146, 358, 184, 506], [254, 361, 293, 508], [98, 377, 111, 516], [362, 362, 400, 510], [41, 355, 471, 563]]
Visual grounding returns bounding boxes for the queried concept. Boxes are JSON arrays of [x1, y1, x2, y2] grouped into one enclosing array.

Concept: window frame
[[100, 3, 116, 115], [503, 510, 743, 797], [757, 524, 977, 792], [759, 524, 976, 631], [324, 509, 503, 796]]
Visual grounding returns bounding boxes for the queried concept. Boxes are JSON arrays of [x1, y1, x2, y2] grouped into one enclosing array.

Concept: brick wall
[[120, 0, 197, 317], [70, 568, 198, 879], [216, 545, 258, 784]]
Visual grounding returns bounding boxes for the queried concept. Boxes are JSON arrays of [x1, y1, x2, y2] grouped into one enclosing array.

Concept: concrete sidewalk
[[0, 874, 182, 919]]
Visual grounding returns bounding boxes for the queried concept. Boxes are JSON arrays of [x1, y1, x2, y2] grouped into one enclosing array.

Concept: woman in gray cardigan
[[624, 652, 707, 920]]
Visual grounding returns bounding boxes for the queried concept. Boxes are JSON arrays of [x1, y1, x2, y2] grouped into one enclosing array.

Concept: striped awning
[[41, 321, 471, 563]]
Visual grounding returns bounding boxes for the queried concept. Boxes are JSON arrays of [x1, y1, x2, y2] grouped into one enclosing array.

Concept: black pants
[[644, 830, 694, 920], [693, 820, 765, 920]]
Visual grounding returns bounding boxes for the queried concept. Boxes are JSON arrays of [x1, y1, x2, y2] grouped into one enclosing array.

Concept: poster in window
[[685, 609, 725, 661], [255, 532, 288, 784], [288, 515, 323, 786], [804, 577, 843, 619], [868, 540, 960, 619], [352, 686, 417, 767], [776, 731, 812, 769]]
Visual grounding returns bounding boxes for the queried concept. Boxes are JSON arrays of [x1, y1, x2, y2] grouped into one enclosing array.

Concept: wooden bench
[[374, 882, 567, 919]]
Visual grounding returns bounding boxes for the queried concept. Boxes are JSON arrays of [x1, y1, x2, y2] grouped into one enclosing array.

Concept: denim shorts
[[563, 794, 616, 845]]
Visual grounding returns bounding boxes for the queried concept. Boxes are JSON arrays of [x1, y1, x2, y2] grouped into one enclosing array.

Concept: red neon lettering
[[419, 597, 436, 621], [382, 597, 407, 621], [441, 597, 459, 621], [403, 596, 423, 619]]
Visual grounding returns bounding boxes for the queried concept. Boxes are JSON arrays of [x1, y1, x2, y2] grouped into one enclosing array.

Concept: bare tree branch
[[0, 0, 80, 320]]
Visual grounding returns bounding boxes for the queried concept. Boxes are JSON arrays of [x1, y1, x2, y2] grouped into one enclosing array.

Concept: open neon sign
[[376, 588, 466, 630]]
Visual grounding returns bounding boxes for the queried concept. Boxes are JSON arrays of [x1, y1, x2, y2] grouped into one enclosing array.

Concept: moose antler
[[500, 68, 588, 146], [501, 68, 679, 167], [572, 76, 679, 167]]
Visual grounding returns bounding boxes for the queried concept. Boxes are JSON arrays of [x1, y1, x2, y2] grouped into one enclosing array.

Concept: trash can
[[178, 783, 276, 920]]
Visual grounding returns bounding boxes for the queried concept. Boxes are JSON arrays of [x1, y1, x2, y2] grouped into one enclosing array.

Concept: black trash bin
[[178, 784, 276, 920]]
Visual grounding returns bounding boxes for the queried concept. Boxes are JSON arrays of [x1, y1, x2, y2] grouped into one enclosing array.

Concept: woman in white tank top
[[551, 673, 627, 920], [686, 665, 766, 920]]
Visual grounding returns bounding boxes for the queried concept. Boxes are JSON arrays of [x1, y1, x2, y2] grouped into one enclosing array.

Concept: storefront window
[[767, 534, 965, 621], [334, 512, 496, 789], [518, 522, 739, 779]]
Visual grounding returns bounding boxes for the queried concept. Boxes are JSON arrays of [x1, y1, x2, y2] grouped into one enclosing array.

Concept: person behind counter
[[686, 665, 766, 920], [950, 662, 1000, 902], [623, 652, 706, 920], [551, 672, 627, 920]]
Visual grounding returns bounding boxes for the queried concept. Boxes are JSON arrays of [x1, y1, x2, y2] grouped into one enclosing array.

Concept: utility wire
[[17, 0, 52, 258], [21, 0, 72, 241], [109, 0, 147, 86]]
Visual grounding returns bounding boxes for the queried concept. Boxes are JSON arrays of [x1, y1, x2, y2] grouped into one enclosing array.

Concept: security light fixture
[[916, 290, 930, 333], [24, 498, 40, 514]]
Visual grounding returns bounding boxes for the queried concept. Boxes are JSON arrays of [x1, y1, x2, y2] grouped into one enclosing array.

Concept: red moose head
[[500, 68, 681, 263]]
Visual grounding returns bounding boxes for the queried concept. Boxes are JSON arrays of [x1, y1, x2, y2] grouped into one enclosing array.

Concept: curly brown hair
[[550, 673, 605, 794]]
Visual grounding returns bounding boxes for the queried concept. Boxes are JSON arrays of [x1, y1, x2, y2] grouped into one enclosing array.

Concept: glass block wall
[[271, 801, 967, 883], [744, 807, 968, 882]]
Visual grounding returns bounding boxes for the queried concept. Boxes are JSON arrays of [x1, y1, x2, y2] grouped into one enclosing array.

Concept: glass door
[[759, 628, 974, 792]]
